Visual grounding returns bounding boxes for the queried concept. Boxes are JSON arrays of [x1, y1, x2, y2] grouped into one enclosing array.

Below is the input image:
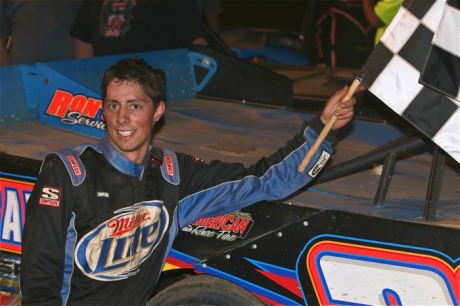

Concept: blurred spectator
[[0, 0, 81, 66], [301, 0, 376, 68], [198, 0, 223, 34], [362, 0, 403, 45], [71, 0, 208, 58]]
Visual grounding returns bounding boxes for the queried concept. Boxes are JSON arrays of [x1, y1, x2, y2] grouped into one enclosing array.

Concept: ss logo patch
[[39, 186, 62, 207]]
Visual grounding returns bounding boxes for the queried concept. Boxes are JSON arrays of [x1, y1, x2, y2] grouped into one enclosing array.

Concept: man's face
[[103, 79, 165, 164]]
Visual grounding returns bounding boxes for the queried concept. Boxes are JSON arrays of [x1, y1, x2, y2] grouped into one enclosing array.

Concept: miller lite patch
[[308, 150, 330, 178], [39, 186, 62, 207], [75, 201, 169, 281]]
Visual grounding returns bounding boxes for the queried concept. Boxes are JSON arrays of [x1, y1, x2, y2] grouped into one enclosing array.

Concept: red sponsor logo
[[107, 212, 151, 237], [193, 213, 252, 234], [66, 155, 82, 176], [39, 186, 62, 207], [164, 156, 174, 176], [46, 90, 102, 119], [183, 211, 254, 241], [45, 90, 106, 131]]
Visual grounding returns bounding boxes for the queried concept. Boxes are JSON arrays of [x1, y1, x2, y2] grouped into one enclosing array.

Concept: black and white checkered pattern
[[357, 0, 459, 164]]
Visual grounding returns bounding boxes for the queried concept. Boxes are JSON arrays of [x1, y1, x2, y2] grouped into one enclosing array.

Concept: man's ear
[[154, 101, 165, 122]]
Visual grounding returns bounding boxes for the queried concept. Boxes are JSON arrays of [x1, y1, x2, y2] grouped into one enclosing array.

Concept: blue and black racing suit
[[20, 115, 335, 305]]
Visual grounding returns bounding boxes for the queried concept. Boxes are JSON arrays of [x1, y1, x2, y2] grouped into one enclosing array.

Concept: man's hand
[[320, 85, 364, 130]]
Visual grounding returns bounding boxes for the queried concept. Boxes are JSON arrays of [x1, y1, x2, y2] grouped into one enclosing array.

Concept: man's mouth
[[118, 130, 134, 137]]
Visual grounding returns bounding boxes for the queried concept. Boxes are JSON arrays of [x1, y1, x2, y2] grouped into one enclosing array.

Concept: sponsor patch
[[39, 186, 62, 207], [45, 90, 106, 132], [181, 211, 254, 241], [97, 192, 109, 198], [192, 156, 208, 164], [75, 201, 169, 281], [164, 155, 174, 176], [308, 150, 330, 178], [66, 155, 82, 176]]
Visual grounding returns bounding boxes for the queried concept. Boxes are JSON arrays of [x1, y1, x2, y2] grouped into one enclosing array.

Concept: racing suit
[[20, 116, 335, 305]]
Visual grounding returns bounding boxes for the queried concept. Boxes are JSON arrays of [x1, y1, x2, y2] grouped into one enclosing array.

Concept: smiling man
[[20, 57, 358, 305], [103, 77, 165, 163]]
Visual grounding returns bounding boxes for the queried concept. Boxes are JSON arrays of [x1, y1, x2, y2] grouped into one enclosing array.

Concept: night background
[[220, 0, 307, 33]]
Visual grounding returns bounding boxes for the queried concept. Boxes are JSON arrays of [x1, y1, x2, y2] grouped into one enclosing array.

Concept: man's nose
[[117, 106, 129, 124]]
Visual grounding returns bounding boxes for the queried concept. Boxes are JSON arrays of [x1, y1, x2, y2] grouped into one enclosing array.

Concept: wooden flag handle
[[297, 79, 361, 173]]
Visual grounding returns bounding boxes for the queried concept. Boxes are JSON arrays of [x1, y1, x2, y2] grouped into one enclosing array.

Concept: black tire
[[148, 274, 267, 306]]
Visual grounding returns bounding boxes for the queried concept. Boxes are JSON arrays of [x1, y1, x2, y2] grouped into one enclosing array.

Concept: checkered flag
[[357, 0, 459, 164]]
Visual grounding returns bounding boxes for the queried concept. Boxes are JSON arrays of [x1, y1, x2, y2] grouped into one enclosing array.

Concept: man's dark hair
[[101, 57, 166, 108]]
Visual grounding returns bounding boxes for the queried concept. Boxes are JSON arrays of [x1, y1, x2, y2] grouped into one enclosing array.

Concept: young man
[[20, 57, 358, 305]]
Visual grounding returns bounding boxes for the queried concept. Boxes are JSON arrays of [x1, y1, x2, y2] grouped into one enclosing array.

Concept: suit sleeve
[[175, 116, 334, 227], [20, 156, 74, 305]]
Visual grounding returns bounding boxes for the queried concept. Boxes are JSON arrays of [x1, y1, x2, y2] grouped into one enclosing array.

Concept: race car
[[1, 45, 459, 305]]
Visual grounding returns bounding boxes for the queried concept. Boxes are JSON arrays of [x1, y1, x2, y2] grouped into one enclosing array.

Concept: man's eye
[[131, 104, 141, 110]]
